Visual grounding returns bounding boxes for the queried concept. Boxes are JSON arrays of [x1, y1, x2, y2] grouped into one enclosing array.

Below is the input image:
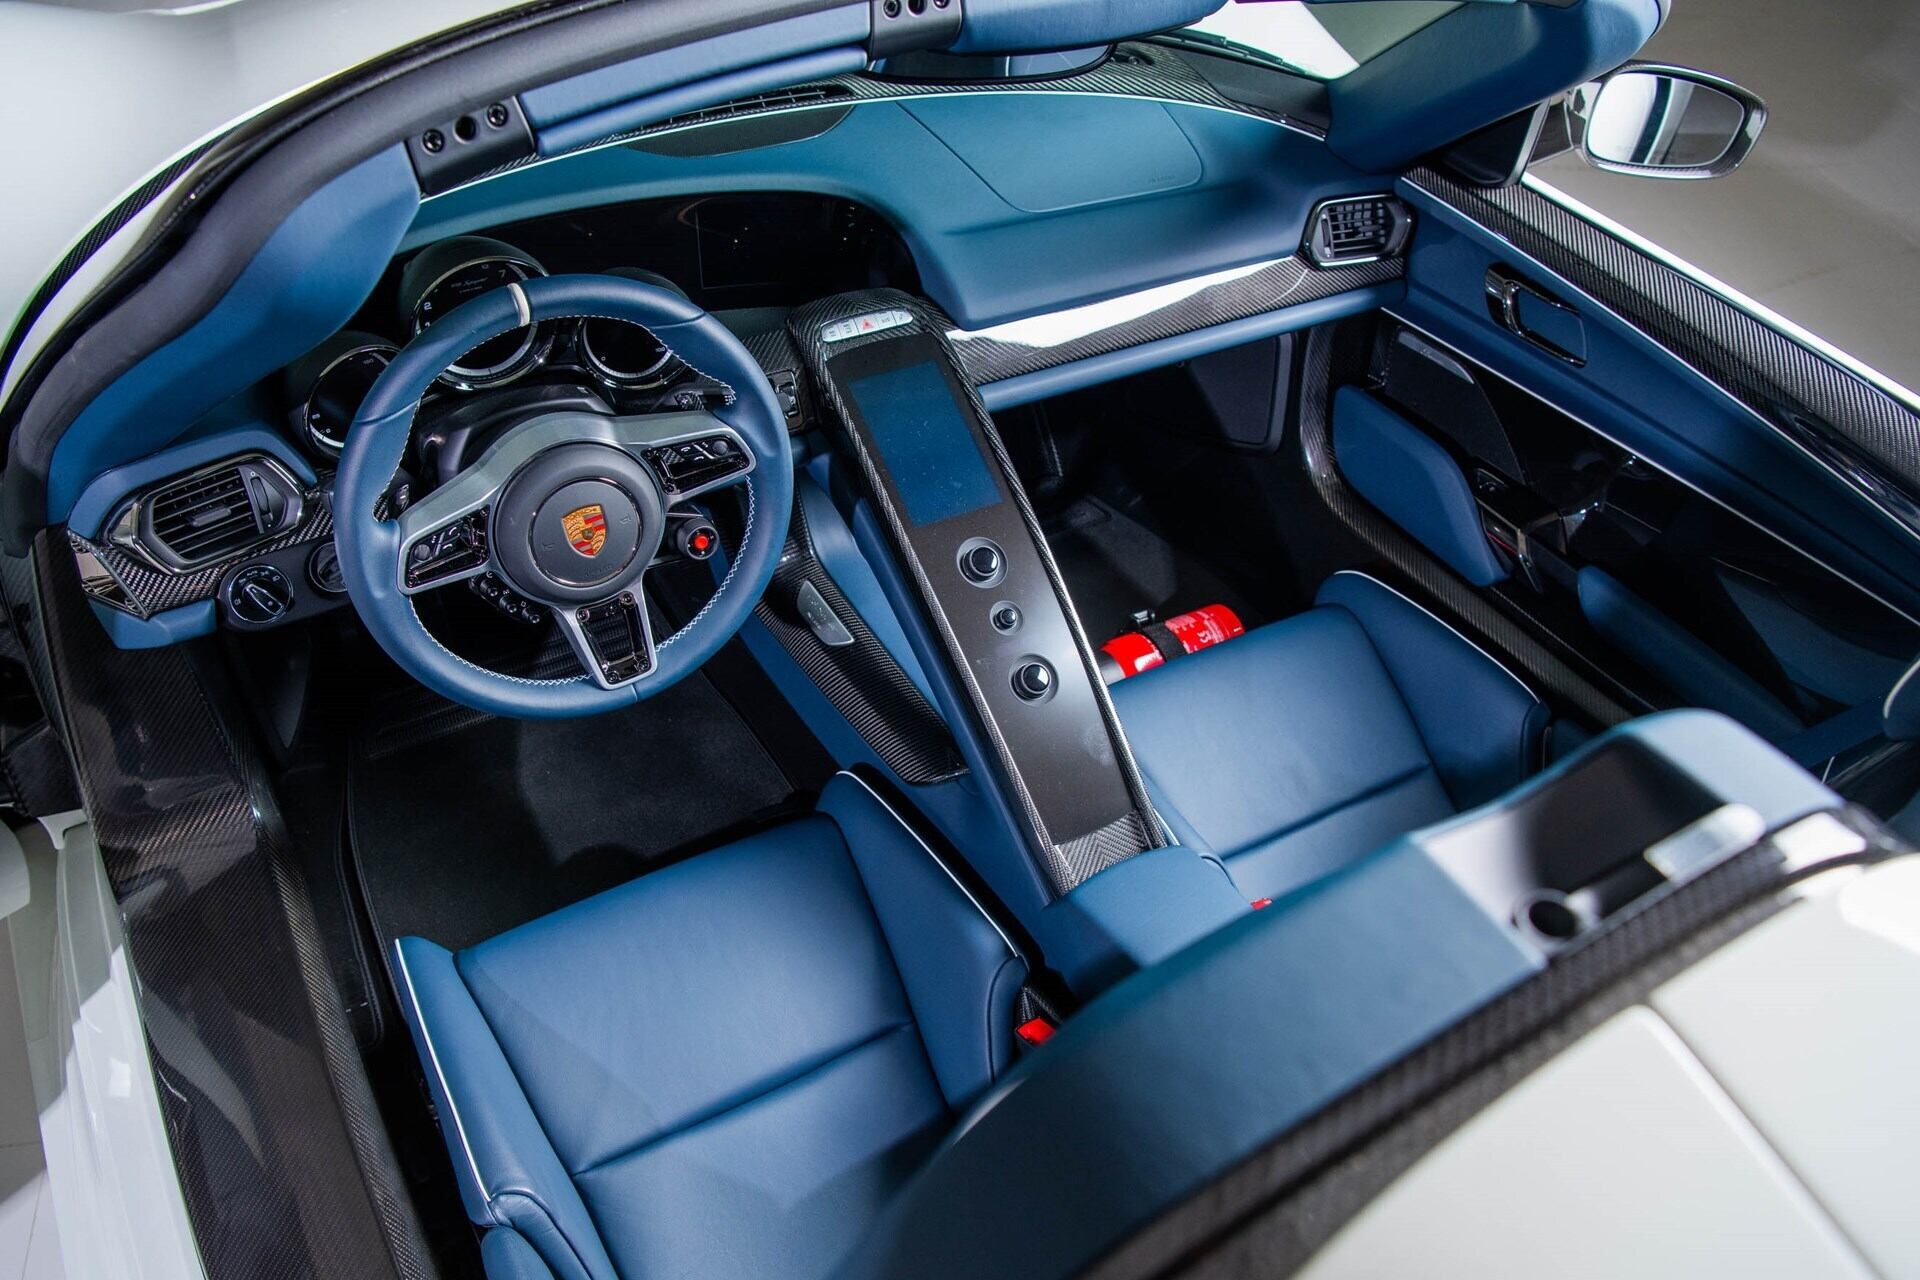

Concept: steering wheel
[[334, 274, 792, 718]]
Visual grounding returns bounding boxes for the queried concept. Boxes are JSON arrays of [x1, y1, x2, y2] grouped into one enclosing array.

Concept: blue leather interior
[[1043, 844, 1255, 992], [66, 416, 315, 542], [1332, 385, 1507, 587], [947, 0, 1223, 54], [902, 96, 1202, 213], [480, 1229, 557, 1280], [837, 710, 1847, 1280], [44, 147, 418, 525], [835, 836, 1543, 1280], [1576, 565, 1804, 742], [335, 273, 793, 718], [521, 7, 870, 150], [394, 772, 1025, 1280], [1397, 187, 1920, 621], [1112, 571, 1547, 904], [405, 97, 1384, 332]]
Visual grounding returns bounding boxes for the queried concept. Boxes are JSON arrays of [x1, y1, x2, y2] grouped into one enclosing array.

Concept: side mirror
[[1572, 63, 1767, 180]]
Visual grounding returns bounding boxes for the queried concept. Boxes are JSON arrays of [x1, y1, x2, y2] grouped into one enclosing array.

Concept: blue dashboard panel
[[520, 6, 871, 137], [67, 414, 316, 542], [46, 148, 419, 525], [947, 0, 1223, 55], [899, 96, 1202, 213], [1396, 183, 1920, 621], [404, 96, 1384, 331]]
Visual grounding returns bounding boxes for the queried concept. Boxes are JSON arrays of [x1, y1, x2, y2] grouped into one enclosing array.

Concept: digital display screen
[[845, 360, 1002, 527]]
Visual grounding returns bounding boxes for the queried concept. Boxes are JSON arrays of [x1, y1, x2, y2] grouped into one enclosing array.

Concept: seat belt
[[1783, 652, 1920, 771], [1783, 699, 1888, 772]]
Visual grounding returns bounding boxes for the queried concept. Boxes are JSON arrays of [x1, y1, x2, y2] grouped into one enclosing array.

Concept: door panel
[[1349, 312, 1919, 759], [1394, 171, 1920, 624]]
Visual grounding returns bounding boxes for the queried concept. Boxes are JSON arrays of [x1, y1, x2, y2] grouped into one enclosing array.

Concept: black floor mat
[[349, 672, 798, 953], [1043, 496, 1259, 642]]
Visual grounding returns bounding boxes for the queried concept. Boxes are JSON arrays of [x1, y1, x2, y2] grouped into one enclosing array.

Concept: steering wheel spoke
[[556, 589, 657, 689], [397, 501, 495, 594], [611, 411, 757, 505]]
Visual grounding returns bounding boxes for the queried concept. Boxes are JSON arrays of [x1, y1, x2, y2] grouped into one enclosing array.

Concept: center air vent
[[111, 455, 305, 571], [1304, 195, 1414, 268], [653, 84, 855, 132]]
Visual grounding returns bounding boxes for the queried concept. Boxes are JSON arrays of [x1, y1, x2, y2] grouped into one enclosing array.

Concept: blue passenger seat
[[393, 772, 1026, 1280], [1111, 571, 1549, 904]]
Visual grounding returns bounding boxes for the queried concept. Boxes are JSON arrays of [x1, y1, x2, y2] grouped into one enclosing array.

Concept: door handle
[[1485, 266, 1588, 367]]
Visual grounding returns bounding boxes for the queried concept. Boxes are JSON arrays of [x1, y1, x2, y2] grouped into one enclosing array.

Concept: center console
[[790, 292, 1159, 894]]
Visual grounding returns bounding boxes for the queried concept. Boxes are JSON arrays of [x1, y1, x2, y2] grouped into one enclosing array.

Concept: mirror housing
[[1572, 62, 1767, 180]]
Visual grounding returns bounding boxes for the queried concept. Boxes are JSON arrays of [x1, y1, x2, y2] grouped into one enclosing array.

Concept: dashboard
[[70, 193, 920, 642], [283, 193, 916, 468], [67, 166, 1406, 650]]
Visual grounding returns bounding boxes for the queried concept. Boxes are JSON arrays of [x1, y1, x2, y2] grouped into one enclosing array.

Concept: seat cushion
[[394, 775, 1025, 1280], [1112, 572, 1546, 903]]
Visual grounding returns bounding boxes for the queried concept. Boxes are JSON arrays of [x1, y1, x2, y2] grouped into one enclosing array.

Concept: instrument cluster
[[279, 235, 700, 460]]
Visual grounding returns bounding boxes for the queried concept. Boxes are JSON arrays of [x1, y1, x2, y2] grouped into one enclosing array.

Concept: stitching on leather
[[1328, 569, 1542, 703], [535, 311, 740, 404], [390, 942, 493, 1223], [658, 477, 755, 651], [832, 770, 1021, 959]]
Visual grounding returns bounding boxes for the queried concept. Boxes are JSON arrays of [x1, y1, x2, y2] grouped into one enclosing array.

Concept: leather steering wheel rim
[[334, 274, 793, 718]]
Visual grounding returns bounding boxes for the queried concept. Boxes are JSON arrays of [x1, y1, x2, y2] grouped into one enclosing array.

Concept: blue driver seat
[[393, 773, 1027, 1280], [1111, 571, 1550, 905]]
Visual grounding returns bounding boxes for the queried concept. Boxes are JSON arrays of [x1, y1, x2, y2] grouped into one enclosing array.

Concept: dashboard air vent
[[653, 84, 854, 132], [113, 455, 304, 571], [1304, 195, 1413, 268]]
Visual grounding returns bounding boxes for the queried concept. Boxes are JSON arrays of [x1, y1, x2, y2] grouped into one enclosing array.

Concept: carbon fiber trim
[[71, 496, 335, 617], [949, 255, 1405, 386], [739, 322, 816, 432], [1298, 324, 1635, 727], [594, 41, 1322, 159], [1091, 818, 1913, 1280], [1056, 810, 1155, 885], [5, 536, 432, 1279], [1408, 169, 1920, 543], [755, 503, 966, 785], [789, 289, 1161, 894]]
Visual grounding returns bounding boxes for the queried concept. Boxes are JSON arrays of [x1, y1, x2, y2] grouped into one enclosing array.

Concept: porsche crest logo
[[562, 504, 608, 557]]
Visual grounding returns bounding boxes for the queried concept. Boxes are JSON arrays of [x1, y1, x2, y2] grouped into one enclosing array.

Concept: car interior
[[5, 0, 1919, 1277]]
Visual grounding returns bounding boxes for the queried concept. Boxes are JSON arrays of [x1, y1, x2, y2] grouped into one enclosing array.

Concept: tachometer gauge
[[398, 236, 551, 390], [580, 318, 676, 386], [284, 331, 397, 457], [580, 267, 687, 388]]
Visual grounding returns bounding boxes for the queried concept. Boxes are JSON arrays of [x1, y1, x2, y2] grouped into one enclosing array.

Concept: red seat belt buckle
[[1015, 1016, 1056, 1046], [1250, 898, 1273, 910]]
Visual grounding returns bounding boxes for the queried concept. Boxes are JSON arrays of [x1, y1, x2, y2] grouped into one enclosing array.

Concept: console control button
[[469, 572, 546, 624], [821, 309, 914, 343], [991, 602, 1022, 634], [957, 537, 1005, 587], [1011, 659, 1055, 702], [228, 564, 294, 626], [676, 519, 720, 561], [642, 435, 750, 495], [308, 542, 348, 596], [795, 580, 855, 648], [404, 509, 489, 589]]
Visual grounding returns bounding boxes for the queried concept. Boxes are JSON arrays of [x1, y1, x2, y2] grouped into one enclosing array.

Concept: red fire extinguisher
[[1098, 604, 1245, 683]]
